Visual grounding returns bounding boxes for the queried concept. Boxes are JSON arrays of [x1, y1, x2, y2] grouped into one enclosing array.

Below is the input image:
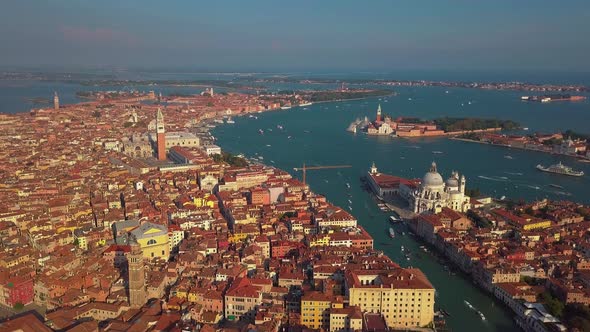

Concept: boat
[[214, 119, 224, 123], [504, 155, 513, 159], [226, 117, 235, 124], [389, 216, 400, 223], [523, 127, 529, 130], [348, 206, 353, 211], [389, 228, 395, 238], [478, 311, 486, 321], [348, 199, 352, 204], [277, 125, 283, 130], [346, 183, 351, 189], [280, 106, 291, 110], [464, 300, 475, 310], [536, 162, 584, 177], [432, 151, 443, 154], [266, 144, 271, 147], [258, 129, 264, 134], [299, 102, 313, 107]]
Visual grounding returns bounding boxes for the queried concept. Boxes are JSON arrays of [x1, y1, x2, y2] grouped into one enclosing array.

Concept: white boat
[[266, 144, 271, 147], [389, 228, 395, 238], [504, 155, 513, 159], [479, 311, 486, 321], [258, 129, 264, 134], [348, 199, 352, 204], [280, 106, 291, 110], [389, 216, 399, 223], [346, 183, 351, 189], [214, 119, 224, 123], [277, 125, 283, 130], [432, 151, 443, 154], [464, 300, 475, 310], [537, 162, 584, 177], [226, 117, 235, 124], [523, 127, 529, 130], [299, 102, 312, 107]]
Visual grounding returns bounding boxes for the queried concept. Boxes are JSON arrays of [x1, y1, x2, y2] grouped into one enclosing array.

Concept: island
[[453, 130, 590, 160], [348, 104, 519, 137]]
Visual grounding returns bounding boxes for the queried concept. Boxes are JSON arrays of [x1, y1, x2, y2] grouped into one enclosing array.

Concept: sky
[[1, 0, 589, 72]]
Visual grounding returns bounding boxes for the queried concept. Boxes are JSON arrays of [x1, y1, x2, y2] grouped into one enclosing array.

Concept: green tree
[[13, 302, 24, 311]]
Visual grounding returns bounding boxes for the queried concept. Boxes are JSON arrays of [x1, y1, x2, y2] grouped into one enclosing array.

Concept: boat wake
[[505, 172, 523, 176], [478, 175, 507, 182]]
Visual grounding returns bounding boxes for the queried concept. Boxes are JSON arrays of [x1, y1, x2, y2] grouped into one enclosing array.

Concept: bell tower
[[376, 104, 382, 122], [128, 241, 146, 308], [156, 108, 166, 160], [53, 92, 59, 111]]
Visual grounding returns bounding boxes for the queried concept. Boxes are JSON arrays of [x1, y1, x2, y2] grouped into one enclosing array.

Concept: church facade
[[409, 162, 471, 214]]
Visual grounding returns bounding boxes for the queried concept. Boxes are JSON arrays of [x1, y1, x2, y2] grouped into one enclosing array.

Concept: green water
[[213, 86, 590, 331]]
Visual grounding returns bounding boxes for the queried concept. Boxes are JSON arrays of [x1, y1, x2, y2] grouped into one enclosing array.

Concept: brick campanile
[[156, 108, 166, 160]]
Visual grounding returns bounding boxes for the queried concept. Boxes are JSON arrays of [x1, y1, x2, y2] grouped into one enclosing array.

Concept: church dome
[[446, 177, 459, 187], [422, 162, 444, 188]]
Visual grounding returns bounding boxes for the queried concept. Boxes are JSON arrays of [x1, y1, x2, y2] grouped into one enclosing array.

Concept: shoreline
[[450, 137, 590, 162]]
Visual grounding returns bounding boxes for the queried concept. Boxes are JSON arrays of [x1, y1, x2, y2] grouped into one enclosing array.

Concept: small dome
[[446, 177, 459, 187]]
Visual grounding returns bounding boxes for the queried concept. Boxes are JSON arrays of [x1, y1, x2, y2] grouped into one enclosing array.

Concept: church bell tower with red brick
[[156, 108, 166, 160]]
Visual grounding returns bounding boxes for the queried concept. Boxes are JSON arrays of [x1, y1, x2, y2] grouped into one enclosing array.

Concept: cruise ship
[[536, 162, 584, 177]]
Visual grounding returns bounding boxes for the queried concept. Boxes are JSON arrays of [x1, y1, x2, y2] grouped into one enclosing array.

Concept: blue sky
[[1, 0, 589, 71]]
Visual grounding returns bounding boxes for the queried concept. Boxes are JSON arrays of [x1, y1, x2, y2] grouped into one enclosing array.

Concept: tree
[[13, 302, 24, 311]]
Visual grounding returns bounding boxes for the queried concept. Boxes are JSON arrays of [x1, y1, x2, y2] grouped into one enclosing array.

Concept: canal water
[[213, 87, 590, 331]]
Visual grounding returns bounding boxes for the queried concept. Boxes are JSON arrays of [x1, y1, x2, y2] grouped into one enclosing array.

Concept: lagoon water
[[213, 87, 590, 331]]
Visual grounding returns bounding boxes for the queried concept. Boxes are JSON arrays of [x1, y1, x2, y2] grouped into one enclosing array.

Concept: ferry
[[389, 228, 395, 238], [536, 162, 584, 177], [299, 102, 313, 107]]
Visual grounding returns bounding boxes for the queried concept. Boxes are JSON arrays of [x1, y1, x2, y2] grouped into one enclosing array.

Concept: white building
[[410, 162, 471, 214]]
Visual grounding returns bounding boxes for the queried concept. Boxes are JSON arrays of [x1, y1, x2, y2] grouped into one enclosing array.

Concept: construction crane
[[293, 163, 352, 185]]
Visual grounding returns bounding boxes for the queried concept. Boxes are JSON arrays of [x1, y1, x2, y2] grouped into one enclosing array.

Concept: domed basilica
[[410, 162, 471, 214]]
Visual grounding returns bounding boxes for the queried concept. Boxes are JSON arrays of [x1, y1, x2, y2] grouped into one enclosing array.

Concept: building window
[[147, 239, 157, 245]]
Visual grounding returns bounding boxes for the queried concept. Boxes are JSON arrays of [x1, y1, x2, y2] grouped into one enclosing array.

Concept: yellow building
[[300, 291, 332, 330], [193, 194, 216, 208], [346, 268, 435, 329], [522, 219, 551, 231], [309, 234, 331, 247], [130, 222, 170, 259]]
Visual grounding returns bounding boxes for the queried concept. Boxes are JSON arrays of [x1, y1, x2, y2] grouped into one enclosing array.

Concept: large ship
[[521, 94, 586, 102], [536, 162, 584, 177]]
